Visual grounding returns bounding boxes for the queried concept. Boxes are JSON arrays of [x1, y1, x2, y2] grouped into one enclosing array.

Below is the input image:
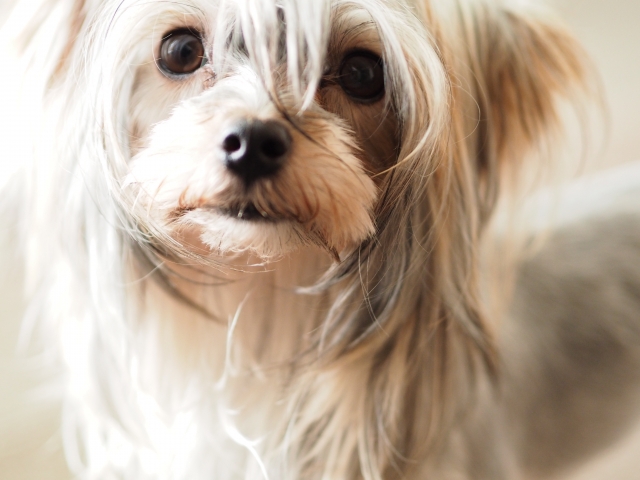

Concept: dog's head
[[121, 1, 414, 261], [33, 0, 582, 266], [17, 0, 589, 367], [110, 0, 587, 351]]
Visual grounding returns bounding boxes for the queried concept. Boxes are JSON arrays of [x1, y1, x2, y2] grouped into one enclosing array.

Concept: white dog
[[2, 0, 639, 479]]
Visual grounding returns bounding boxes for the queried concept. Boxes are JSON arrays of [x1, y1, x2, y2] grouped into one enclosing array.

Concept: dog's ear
[[436, 1, 592, 216]]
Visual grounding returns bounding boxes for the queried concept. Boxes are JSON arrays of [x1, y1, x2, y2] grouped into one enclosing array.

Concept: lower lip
[[220, 205, 276, 222]]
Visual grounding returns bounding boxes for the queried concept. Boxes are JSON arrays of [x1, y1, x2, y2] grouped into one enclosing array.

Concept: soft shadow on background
[[555, 0, 640, 167]]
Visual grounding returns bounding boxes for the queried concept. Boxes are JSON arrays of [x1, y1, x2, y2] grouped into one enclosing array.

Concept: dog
[[3, 0, 638, 478]]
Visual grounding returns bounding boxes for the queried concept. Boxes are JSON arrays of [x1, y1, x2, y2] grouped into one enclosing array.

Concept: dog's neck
[[129, 247, 335, 384]]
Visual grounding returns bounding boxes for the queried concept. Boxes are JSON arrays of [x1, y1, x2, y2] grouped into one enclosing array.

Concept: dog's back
[[502, 166, 640, 478]]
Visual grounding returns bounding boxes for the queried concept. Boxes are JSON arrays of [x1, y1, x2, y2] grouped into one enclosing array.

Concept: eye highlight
[[158, 29, 206, 77], [338, 51, 385, 102]]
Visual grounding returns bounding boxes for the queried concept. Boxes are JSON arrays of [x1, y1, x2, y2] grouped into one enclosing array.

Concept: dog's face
[[90, 0, 586, 269], [62, 0, 579, 271], [121, 1, 413, 261]]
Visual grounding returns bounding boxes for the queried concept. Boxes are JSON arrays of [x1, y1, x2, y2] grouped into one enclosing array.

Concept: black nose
[[221, 120, 291, 184]]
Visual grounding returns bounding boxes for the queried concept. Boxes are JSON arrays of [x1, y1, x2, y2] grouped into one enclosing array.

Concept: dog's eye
[[159, 29, 206, 76], [338, 51, 385, 102]]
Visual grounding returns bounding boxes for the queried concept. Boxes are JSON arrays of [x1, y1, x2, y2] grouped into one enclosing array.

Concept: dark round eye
[[338, 51, 385, 102], [159, 29, 206, 76]]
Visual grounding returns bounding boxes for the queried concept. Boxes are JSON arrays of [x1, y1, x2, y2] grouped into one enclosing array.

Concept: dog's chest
[[98, 253, 332, 478]]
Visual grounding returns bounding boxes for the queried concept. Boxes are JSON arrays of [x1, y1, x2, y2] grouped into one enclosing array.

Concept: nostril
[[222, 133, 242, 154], [261, 138, 287, 159], [221, 119, 291, 184]]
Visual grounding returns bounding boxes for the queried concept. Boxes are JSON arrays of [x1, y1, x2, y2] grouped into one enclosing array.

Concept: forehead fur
[[95, 0, 446, 121]]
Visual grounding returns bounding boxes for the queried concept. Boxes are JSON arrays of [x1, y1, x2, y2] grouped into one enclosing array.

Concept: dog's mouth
[[219, 202, 281, 222]]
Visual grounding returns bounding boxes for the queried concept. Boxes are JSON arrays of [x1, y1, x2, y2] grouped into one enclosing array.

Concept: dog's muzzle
[[221, 119, 292, 185]]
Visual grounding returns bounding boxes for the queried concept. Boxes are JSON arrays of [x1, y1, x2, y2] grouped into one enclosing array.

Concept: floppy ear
[[435, 0, 592, 218]]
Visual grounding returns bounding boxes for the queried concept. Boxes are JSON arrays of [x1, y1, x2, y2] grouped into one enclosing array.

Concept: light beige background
[[555, 0, 640, 167]]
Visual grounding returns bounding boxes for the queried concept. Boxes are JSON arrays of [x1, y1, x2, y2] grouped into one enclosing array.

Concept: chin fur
[[0, 0, 604, 479]]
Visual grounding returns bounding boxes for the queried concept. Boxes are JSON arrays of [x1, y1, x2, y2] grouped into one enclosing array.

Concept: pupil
[[179, 41, 194, 61], [171, 38, 195, 64], [348, 63, 373, 85]]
